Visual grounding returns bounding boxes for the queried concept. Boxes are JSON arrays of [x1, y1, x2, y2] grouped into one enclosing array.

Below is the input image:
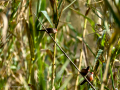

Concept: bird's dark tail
[[87, 66, 90, 70], [39, 30, 46, 31], [80, 80, 86, 85]]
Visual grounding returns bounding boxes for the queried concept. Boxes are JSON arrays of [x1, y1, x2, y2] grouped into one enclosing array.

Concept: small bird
[[38, 28, 57, 34], [80, 72, 93, 85], [80, 66, 90, 76]]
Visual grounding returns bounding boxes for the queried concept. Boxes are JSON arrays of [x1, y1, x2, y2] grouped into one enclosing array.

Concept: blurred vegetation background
[[0, 0, 120, 90]]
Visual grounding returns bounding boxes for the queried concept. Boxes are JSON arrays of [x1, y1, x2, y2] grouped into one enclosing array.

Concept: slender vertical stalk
[[75, 50, 83, 90], [50, 0, 58, 89], [75, 1, 91, 89], [82, 0, 91, 67], [52, 33, 57, 90], [100, 45, 112, 90], [75, 1, 91, 88]]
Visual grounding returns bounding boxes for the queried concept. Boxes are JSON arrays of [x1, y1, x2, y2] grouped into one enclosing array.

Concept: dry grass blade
[[0, 12, 8, 44]]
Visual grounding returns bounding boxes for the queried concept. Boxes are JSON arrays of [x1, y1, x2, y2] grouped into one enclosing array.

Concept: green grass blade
[[63, 0, 76, 11], [59, 75, 73, 90], [56, 60, 70, 81], [109, 64, 115, 90], [41, 11, 53, 27]]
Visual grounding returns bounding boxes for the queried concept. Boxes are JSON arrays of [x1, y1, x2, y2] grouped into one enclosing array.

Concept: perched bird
[[80, 72, 93, 85], [80, 66, 90, 76], [39, 28, 57, 34]]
